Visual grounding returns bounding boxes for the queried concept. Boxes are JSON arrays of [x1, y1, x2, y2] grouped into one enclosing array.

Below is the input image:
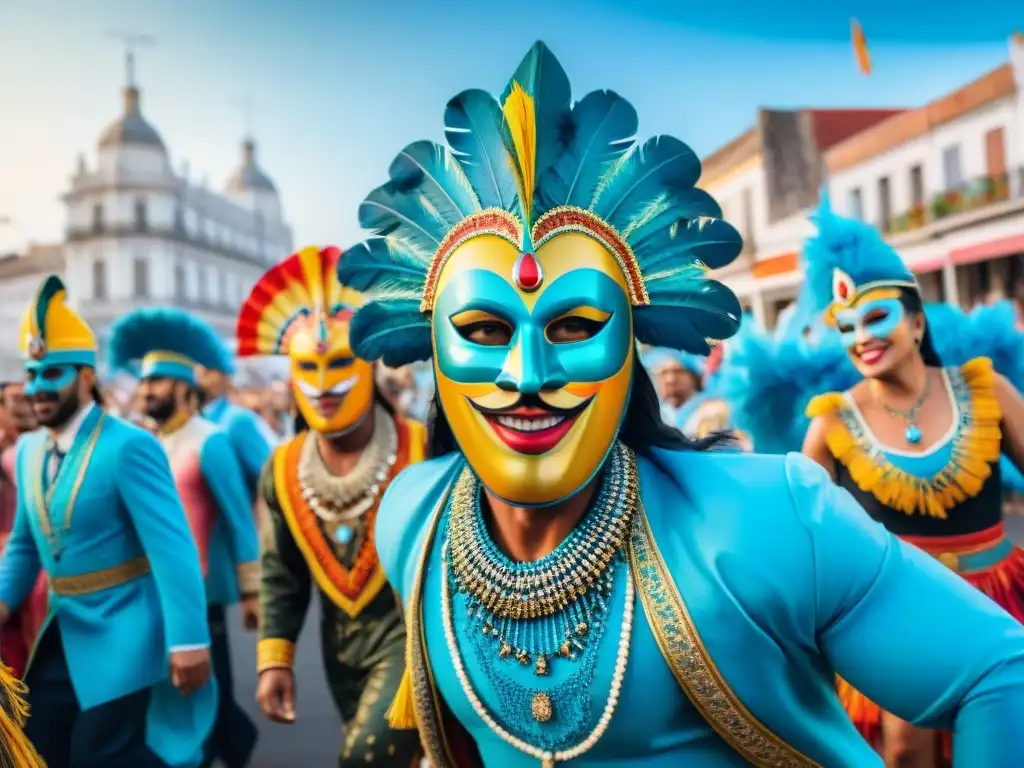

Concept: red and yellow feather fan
[[236, 245, 364, 357], [851, 19, 871, 75]]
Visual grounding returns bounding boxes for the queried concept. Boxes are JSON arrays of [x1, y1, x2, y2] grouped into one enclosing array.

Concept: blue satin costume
[[107, 308, 262, 768], [202, 395, 274, 606], [331, 42, 1024, 767], [379, 448, 1024, 766]]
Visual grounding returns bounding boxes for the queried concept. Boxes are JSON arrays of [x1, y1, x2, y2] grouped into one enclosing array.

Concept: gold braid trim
[[0, 664, 44, 767], [256, 638, 295, 672], [808, 357, 1002, 518]]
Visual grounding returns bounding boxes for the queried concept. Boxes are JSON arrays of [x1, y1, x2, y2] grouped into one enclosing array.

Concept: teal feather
[[358, 178, 448, 255], [632, 216, 742, 273], [590, 136, 705, 230], [445, 89, 519, 211], [634, 277, 741, 353], [500, 41, 572, 185], [348, 299, 432, 367], [32, 275, 65, 341], [387, 140, 480, 223], [337, 239, 426, 296], [535, 90, 638, 214]]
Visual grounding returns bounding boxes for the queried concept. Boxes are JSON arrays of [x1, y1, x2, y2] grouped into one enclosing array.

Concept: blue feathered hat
[[336, 41, 744, 367], [804, 192, 917, 323], [107, 308, 235, 383]]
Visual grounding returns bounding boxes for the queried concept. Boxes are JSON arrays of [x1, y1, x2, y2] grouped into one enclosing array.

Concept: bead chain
[[441, 542, 634, 767]]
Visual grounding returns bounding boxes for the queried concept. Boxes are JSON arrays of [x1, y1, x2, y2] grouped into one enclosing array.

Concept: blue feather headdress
[[108, 308, 235, 383], [805, 192, 917, 322], [642, 347, 705, 377], [336, 41, 744, 367]]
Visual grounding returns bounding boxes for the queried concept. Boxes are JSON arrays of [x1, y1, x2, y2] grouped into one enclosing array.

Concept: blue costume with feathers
[[108, 308, 262, 768], [332, 41, 1024, 767]]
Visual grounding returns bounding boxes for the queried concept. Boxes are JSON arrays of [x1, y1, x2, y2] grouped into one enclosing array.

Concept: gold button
[[936, 552, 959, 570]]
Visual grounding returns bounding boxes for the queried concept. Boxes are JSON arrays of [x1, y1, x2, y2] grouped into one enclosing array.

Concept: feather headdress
[[805, 192, 917, 321], [107, 308, 234, 381], [237, 246, 364, 358], [336, 41, 744, 367]]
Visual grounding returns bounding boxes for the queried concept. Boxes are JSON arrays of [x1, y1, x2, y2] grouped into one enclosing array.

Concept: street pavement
[[226, 601, 342, 767]]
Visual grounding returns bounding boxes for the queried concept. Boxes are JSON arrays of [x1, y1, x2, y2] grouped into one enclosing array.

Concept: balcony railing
[[883, 167, 1024, 236]]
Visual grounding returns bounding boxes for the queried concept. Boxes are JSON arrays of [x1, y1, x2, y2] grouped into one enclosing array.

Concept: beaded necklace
[[443, 442, 638, 764], [448, 442, 637, 676]]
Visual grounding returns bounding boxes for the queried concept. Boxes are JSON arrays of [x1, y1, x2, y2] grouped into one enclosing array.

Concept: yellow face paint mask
[[289, 310, 375, 436], [432, 232, 633, 506]]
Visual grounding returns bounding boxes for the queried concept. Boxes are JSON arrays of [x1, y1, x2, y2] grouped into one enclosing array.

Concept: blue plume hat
[[642, 347, 705, 377], [804, 191, 917, 320], [336, 41, 744, 367], [107, 308, 235, 383]]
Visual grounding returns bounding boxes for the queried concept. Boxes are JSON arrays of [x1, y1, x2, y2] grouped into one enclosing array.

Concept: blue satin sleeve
[[227, 411, 273, 492], [200, 432, 260, 569], [0, 457, 41, 610], [785, 456, 1024, 764], [117, 429, 211, 650]]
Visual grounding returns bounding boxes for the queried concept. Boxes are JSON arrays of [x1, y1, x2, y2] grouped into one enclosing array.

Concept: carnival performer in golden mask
[[239, 245, 426, 767]]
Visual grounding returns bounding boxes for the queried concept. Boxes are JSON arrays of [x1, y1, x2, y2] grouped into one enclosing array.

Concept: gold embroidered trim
[[628, 507, 819, 768], [236, 561, 261, 597], [49, 556, 151, 597], [806, 357, 1001, 518], [256, 638, 295, 672]]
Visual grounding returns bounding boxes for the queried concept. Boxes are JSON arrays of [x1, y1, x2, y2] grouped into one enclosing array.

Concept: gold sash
[[403, 492, 818, 767]]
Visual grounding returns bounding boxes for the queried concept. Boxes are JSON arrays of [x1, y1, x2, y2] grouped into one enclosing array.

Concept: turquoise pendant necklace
[[877, 374, 931, 446]]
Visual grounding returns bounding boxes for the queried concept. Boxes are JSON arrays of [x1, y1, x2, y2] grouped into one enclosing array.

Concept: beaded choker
[[448, 442, 638, 676]]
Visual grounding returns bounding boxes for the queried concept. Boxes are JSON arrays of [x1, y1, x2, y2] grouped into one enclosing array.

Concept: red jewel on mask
[[837, 282, 849, 300], [316, 340, 328, 354], [513, 251, 543, 292]]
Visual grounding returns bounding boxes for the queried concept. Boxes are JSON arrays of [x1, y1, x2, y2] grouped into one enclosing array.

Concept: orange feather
[[851, 19, 871, 75]]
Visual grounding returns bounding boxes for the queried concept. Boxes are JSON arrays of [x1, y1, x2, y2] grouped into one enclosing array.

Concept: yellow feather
[[502, 81, 537, 223]]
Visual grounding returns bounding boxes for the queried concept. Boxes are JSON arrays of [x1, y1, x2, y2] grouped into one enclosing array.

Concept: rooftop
[[0, 243, 65, 280]]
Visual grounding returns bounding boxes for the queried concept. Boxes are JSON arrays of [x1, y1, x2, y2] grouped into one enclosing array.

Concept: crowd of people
[[3, 38, 1024, 768]]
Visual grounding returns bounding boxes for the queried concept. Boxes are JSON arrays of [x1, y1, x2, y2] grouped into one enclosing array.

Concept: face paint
[[23, 363, 78, 397], [432, 232, 633, 507], [834, 296, 905, 349], [288, 310, 374, 435]]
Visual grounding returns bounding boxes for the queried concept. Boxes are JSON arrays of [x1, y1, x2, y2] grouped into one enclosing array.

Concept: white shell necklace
[[441, 540, 634, 767]]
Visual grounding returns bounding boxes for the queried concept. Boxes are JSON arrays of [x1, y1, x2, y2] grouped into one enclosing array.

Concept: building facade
[[62, 75, 293, 368], [0, 245, 66, 380], [701, 107, 903, 328], [826, 34, 1024, 311]]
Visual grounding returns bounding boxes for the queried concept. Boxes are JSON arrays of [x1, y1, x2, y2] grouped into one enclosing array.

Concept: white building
[[826, 33, 1024, 309], [62, 70, 293, 365], [701, 107, 903, 328]]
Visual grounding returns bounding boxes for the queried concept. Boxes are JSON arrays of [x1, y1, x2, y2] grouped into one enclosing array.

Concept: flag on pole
[[852, 19, 871, 75]]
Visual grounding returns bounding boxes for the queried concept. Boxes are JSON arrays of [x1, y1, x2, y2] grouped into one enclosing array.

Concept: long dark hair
[[900, 289, 942, 367], [427, 351, 726, 459]]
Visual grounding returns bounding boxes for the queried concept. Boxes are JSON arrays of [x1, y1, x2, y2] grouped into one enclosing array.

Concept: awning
[[752, 251, 798, 279], [950, 233, 1024, 266]]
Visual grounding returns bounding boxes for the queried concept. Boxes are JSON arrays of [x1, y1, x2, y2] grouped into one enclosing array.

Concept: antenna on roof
[[104, 29, 157, 87]]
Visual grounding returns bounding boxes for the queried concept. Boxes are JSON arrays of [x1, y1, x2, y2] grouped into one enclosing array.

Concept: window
[[132, 257, 149, 299], [91, 204, 104, 233], [910, 165, 925, 207], [942, 144, 963, 189], [134, 198, 147, 231], [878, 176, 892, 229], [174, 261, 186, 301], [846, 188, 863, 220], [92, 259, 107, 300]]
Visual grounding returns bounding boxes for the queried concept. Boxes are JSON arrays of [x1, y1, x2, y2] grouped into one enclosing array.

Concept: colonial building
[[701, 107, 903, 328], [62, 69, 293, 366], [826, 33, 1024, 310]]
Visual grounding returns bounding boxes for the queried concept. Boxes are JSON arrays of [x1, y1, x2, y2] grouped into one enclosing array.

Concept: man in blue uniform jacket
[[0, 275, 216, 768], [108, 308, 265, 768]]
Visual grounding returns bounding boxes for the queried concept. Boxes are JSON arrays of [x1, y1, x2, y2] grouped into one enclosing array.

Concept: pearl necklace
[[441, 542, 634, 768]]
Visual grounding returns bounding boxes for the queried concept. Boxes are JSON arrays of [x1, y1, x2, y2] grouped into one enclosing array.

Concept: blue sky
[[0, 0, 1017, 254]]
